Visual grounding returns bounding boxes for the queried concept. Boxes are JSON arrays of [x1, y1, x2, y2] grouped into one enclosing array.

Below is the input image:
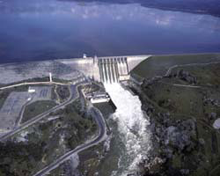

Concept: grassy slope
[[135, 55, 220, 175], [21, 100, 57, 123], [132, 53, 220, 79]]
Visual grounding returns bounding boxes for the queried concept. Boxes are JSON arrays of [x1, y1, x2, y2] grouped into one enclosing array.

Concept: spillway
[[98, 57, 129, 83], [104, 83, 151, 175]]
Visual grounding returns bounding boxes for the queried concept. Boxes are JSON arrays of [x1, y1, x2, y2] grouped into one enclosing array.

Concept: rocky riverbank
[[129, 61, 220, 176]]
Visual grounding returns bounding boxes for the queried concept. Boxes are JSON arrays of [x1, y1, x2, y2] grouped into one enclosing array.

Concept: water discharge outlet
[[104, 83, 152, 175]]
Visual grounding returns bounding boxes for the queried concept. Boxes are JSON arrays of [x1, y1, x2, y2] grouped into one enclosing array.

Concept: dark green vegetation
[[0, 141, 44, 176], [49, 100, 97, 149], [55, 85, 70, 103], [21, 100, 57, 123], [78, 143, 105, 176], [131, 55, 220, 176], [94, 101, 116, 119], [0, 97, 97, 176], [50, 143, 106, 176]]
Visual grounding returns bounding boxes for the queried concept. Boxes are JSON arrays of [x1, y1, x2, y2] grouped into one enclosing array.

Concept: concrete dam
[[98, 57, 129, 83], [61, 55, 151, 83]]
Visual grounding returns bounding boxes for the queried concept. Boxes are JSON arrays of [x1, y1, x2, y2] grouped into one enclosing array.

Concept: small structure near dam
[[86, 92, 110, 104]]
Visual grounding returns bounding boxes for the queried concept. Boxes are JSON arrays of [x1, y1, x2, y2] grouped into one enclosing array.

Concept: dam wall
[[59, 55, 151, 83], [0, 54, 149, 85], [60, 57, 99, 79]]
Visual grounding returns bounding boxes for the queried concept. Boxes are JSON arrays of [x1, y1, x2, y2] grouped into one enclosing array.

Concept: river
[[104, 83, 151, 176]]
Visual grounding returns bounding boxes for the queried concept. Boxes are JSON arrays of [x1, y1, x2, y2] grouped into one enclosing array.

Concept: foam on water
[[104, 83, 151, 175]]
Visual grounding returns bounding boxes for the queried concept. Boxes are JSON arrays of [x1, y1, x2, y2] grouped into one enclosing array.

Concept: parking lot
[[0, 92, 30, 133], [29, 86, 52, 102], [0, 86, 53, 133]]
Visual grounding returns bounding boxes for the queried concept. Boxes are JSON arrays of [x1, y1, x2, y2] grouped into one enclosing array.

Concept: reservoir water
[[0, 0, 220, 63]]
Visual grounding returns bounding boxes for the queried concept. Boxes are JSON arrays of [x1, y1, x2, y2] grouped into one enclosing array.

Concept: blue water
[[0, 0, 220, 63]]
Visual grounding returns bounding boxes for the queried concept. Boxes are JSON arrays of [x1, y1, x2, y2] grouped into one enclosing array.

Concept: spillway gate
[[98, 57, 129, 83]]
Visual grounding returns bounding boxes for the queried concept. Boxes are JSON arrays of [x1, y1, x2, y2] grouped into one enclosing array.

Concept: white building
[[28, 87, 36, 93]]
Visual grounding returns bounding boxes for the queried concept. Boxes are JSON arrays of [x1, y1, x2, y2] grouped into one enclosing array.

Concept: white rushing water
[[104, 83, 151, 176]]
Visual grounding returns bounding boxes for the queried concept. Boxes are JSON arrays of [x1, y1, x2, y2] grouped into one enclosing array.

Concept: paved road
[[0, 81, 68, 90], [33, 104, 107, 176], [0, 79, 107, 175], [165, 61, 220, 77], [16, 99, 32, 127], [0, 84, 78, 141]]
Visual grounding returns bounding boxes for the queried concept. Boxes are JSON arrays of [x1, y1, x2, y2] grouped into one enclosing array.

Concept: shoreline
[[0, 52, 219, 66]]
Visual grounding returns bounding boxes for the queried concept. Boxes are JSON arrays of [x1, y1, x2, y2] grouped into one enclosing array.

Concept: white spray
[[104, 83, 151, 176]]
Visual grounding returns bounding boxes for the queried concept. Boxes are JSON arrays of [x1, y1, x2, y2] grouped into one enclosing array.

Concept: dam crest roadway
[[60, 54, 151, 84]]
